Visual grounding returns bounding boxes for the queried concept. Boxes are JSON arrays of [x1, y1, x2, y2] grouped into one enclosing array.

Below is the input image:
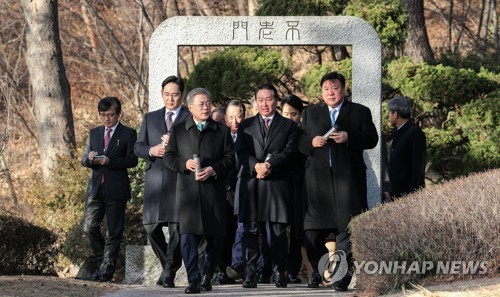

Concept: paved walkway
[[104, 283, 357, 297]]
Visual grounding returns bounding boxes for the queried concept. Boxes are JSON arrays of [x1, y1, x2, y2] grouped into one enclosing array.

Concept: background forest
[[0, 0, 498, 284]]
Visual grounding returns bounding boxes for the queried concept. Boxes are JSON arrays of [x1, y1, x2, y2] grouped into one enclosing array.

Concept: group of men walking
[[80, 71, 426, 294]]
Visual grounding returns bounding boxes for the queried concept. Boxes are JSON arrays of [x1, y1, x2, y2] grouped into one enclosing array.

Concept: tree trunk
[[236, 0, 248, 15], [22, 0, 76, 182], [248, 0, 258, 16], [401, 0, 435, 62]]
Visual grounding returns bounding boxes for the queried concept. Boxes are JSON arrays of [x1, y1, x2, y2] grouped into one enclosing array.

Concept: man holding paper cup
[[299, 72, 378, 291]]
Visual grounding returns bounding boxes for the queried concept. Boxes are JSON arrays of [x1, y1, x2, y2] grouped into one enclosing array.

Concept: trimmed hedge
[[350, 169, 499, 295], [0, 212, 58, 275]]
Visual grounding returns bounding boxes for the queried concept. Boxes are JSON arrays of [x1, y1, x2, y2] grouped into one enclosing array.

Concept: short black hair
[[320, 72, 346, 88], [161, 75, 185, 93], [254, 83, 279, 101], [98, 97, 121, 114], [281, 94, 304, 113]]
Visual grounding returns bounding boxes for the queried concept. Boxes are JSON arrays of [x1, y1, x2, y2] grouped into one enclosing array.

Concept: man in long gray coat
[[134, 76, 190, 288], [164, 88, 235, 294], [299, 72, 378, 291]]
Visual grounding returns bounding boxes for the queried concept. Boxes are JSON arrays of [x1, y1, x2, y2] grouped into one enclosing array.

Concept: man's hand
[[186, 159, 198, 172], [329, 131, 348, 143], [92, 155, 109, 166], [196, 166, 215, 181], [312, 136, 327, 148], [88, 151, 98, 161], [161, 134, 170, 146], [255, 162, 271, 179], [150, 143, 167, 157]]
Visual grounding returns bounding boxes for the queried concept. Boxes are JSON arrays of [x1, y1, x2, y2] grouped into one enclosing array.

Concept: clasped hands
[[255, 162, 271, 179], [88, 151, 109, 165], [185, 159, 214, 182], [312, 131, 348, 148]]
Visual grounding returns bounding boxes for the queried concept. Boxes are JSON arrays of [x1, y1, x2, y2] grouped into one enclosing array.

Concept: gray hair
[[226, 99, 246, 117], [186, 87, 212, 105], [387, 95, 412, 119]]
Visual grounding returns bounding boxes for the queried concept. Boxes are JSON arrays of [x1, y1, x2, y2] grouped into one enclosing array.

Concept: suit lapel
[[155, 107, 168, 134], [97, 126, 105, 153], [105, 123, 123, 154], [248, 116, 264, 149], [334, 100, 353, 129], [264, 114, 285, 151], [175, 106, 190, 124]]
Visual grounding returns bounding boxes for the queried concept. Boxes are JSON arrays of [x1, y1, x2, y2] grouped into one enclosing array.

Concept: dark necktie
[[166, 111, 174, 132], [264, 117, 271, 130]]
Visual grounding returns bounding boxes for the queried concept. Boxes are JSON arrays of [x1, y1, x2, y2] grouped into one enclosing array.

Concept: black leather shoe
[[91, 269, 101, 282], [226, 265, 244, 280], [99, 274, 113, 283], [242, 274, 257, 288], [162, 277, 175, 288], [215, 273, 235, 285], [200, 275, 212, 292], [308, 272, 322, 288], [185, 281, 201, 294], [273, 272, 287, 288], [333, 283, 348, 291]]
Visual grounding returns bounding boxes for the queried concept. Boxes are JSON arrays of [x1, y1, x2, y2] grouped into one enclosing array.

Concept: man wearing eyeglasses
[[81, 97, 138, 282], [134, 75, 190, 288], [164, 88, 235, 294]]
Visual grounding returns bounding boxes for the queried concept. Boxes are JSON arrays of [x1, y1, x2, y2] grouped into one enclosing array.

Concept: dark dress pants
[[144, 222, 182, 279], [181, 234, 222, 283], [217, 201, 237, 274], [230, 220, 244, 269], [304, 229, 353, 285], [82, 186, 127, 277], [287, 225, 302, 277], [242, 222, 287, 279]]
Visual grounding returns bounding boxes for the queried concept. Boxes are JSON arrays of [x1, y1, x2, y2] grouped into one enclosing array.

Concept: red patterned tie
[[102, 128, 112, 184]]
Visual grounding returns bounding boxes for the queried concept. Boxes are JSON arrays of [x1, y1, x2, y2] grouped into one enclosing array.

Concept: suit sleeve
[[235, 122, 258, 176], [410, 129, 426, 191], [164, 127, 190, 174], [346, 106, 379, 150], [134, 114, 154, 161], [298, 109, 314, 156], [210, 127, 235, 178], [81, 133, 95, 168], [108, 128, 139, 169], [266, 123, 298, 171]]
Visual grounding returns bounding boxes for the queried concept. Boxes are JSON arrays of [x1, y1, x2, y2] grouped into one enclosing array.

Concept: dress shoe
[[99, 274, 113, 283], [242, 275, 257, 288], [200, 274, 212, 292], [333, 282, 348, 291], [226, 265, 244, 280], [162, 277, 175, 288], [287, 273, 301, 284], [273, 273, 287, 288], [215, 272, 235, 285], [91, 269, 101, 282], [184, 281, 201, 294], [308, 272, 322, 288]]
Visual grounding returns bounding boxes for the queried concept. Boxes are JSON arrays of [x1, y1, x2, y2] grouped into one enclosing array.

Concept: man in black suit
[[236, 83, 298, 289], [384, 95, 426, 200], [164, 88, 235, 294], [134, 75, 190, 287], [81, 97, 138, 282], [299, 72, 378, 291]]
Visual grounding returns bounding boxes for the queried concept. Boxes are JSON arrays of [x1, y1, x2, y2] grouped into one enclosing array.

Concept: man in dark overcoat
[[164, 87, 235, 294], [134, 75, 190, 287], [384, 95, 426, 200], [298, 72, 378, 291], [236, 83, 298, 289]]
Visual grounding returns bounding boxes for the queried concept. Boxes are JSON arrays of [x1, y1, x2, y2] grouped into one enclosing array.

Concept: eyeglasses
[[99, 112, 117, 118], [163, 92, 180, 99], [191, 101, 212, 109]]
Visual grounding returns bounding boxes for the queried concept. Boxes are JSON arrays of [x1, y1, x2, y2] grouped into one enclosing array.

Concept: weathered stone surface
[[149, 16, 382, 207], [124, 245, 187, 286]]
